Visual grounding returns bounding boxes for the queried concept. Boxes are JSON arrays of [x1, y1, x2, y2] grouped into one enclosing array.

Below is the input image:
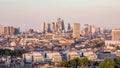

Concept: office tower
[[4, 27, 9, 35], [51, 22, 55, 32], [97, 27, 101, 34], [0, 24, 3, 34], [9, 26, 15, 35], [56, 18, 65, 31], [112, 29, 120, 41], [82, 24, 90, 37], [41, 22, 45, 33], [46, 23, 51, 33], [90, 25, 96, 35], [4, 26, 15, 35], [56, 18, 61, 31], [56, 22, 58, 31], [14, 27, 20, 35], [68, 23, 71, 31], [73, 23, 80, 38], [61, 20, 65, 31]]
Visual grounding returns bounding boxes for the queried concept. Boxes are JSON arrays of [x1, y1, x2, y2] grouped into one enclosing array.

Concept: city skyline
[[0, 0, 120, 31]]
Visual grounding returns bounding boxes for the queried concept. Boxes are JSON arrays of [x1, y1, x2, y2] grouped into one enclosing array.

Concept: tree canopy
[[99, 58, 114, 68], [0, 49, 26, 56], [59, 57, 90, 67], [114, 56, 120, 68]]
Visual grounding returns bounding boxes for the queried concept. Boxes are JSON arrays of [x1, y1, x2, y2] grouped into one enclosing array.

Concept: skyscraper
[[56, 18, 61, 31], [73, 23, 80, 38], [56, 18, 65, 31], [112, 29, 120, 41], [46, 23, 51, 33], [41, 22, 45, 33], [90, 25, 96, 35], [9, 26, 14, 35], [68, 23, 71, 31], [0, 24, 3, 34], [82, 24, 90, 37], [61, 20, 65, 31], [4, 27, 9, 35], [51, 22, 55, 32], [4, 26, 15, 35], [14, 27, 20, 35]]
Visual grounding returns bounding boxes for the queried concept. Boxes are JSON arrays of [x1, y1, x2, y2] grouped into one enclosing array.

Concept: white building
[[23, 53, 32, 63], [67, 51, 80, 60], [105, 40, 120, 46], [45, 52, 62, 63], [83, 51, 94, 57], [23, 52, 44, 63], [20, 38, 39, 45], [32, 52, 44, 63], [52, 52, 62, 63]]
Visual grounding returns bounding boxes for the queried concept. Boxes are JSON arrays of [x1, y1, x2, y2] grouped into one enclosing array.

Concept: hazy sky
[[0, 0, 120, 31]]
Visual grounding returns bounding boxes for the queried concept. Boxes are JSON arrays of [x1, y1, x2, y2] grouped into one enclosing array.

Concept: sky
[[0, 0, 120, 31]]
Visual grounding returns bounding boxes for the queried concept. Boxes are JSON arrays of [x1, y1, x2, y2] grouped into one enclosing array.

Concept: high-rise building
[[4, 26, 15, 35], [83, 24, 89, 36], [68, 23, 71, 31], [9, 26, 14, 35], [112, 29, 120, 41], [56, 18, 61, 31], [51, 22, 55, 32], [73, 23, 80, 38], [0, 24, 3, 34], [90, 25, 96, 35], [46, 23, 51, 33], [56, 18, 65, 32], [4, 27, 9, 35], [14, 27, 20, 35], [61, 20, 65, 31], [41, 22, 45, 33]]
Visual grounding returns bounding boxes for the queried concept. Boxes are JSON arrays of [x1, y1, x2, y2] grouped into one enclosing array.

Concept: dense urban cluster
[[0, 18, 120, 68]]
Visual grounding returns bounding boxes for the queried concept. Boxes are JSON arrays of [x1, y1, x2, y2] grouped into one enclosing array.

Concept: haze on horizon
[[0, 0, 120, 31]]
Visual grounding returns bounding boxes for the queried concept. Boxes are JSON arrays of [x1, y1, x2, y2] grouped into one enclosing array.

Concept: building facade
[[0, 24, 3, 34], [73, 23, 80, 38], [112, 29, 120, 41]]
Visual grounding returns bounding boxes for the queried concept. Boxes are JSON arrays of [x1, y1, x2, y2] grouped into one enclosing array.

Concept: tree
[[18, 49, 26, 56], [114, 56, 120, 68], [59, 58, 81, 67], [81, 57, 90, 67], [0, 49, 4, 55], [59, 57, 90, 67], [99, 58, 114, 68], [93, 61, 99, 66], [93, 41, 105, 47], [4, 49, 11, 56], [69, 58, 81, 67], [59, 60, 69, 67]]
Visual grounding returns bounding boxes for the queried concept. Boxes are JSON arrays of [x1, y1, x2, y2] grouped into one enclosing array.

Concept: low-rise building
[[67, 51, 80, 60], [97, 52, 115, 60], [23, 52, 44, 63]]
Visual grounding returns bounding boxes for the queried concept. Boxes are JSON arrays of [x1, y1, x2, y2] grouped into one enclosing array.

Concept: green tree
[[59, 57, 90, 67], [4, 49, 11, 56], [93, 41, 105, 47], [99, 58, 114, 68], [93, 61, 99, 66], [59, 60, 69, 67], [69, 58, 80, 67], [114, 56, 120, 68], [81, 57, 90, 67], [59, 58, 81, 67]]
